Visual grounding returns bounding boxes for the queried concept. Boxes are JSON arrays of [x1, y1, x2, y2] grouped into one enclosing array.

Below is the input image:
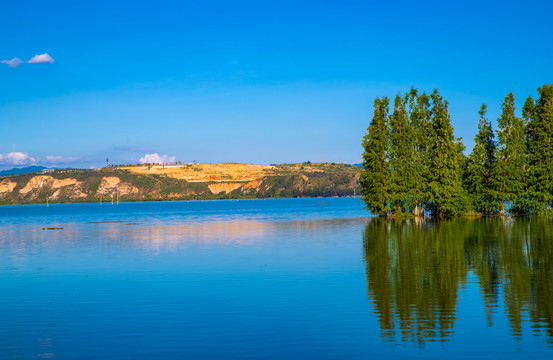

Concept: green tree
[[493, 93, 527, 214], [527, 85, 553, 214], [464, 104, 497, 214], [511, 96, 535, 213], [522, 96, 535, 153], [428, 90, 466, 218], [388, 94, 416, 216], [408, 89, 432, 216], [361, 97, 391, 217]]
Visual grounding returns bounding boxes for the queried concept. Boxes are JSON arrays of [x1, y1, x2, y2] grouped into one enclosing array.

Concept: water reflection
[[0, 216, 368, 258], [363, 217, 553, 345], [0, 220, 268, 258]]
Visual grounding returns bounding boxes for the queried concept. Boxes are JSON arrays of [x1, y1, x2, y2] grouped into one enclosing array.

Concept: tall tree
[[408, 89, 432, 216], [464, 104, 497, 214], [428, 90, 465, 218], [493, 93, 526, 214], [388, 94, 416, 216], [527, 85, 553, 213], [522, 96, 535, 152], [511, 97, 535, 214], [361, 97, 391, 217]]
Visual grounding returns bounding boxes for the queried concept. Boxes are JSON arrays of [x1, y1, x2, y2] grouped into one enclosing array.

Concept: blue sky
[[1, 0, 552, 168]]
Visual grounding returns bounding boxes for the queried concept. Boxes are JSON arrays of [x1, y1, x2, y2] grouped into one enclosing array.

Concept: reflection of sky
[[0, 213, 369, 272], [0, 216, 369, 255], [106, 220, 270, 251], [0, 203, 374, 359], [0, 197, 368, 227]]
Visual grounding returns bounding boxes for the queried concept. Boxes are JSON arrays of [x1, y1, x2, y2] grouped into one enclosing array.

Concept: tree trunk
[[420, 203, 425, 216], [413, 203, 419, 217]]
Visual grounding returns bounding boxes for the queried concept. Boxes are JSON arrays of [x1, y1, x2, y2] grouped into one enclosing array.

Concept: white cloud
[[139, 153, 176, 164], [27, 53, 55, 64], [1, 58, 24, 67], [0, 152, 37, 165], [44, 155, 81, 164]]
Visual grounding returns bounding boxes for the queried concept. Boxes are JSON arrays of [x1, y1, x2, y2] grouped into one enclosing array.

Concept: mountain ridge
[[0, 166, 52, 177]]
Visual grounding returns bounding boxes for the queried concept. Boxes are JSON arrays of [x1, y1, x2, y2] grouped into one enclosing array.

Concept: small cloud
[[1, 58, 24, 67], [44, 155, 81, 164], [27, 53, 55, 64], [0, 152, 37, 165], [139, 153, 176, 164]]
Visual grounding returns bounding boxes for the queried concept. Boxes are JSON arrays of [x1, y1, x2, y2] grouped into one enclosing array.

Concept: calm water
[[0, 198, 551, 359]]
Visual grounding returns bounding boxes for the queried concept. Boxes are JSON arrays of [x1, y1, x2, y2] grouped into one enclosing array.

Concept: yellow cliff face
[[50, 187, 88, 200], [207, 178, 265, 194], [242, 178, 264, 190], [97, 176, 120, 192], [96, 177, 139, 196], [19, 176, 80, 195], [120, 163, 273, 182], [0, 180, 17, 195], [208, 183, 244, 194]]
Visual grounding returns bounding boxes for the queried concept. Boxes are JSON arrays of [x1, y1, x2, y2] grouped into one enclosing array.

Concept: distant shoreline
[[0, 163, 361, 206]]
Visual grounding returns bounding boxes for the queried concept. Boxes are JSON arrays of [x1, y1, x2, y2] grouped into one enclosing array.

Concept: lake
[[0, 198, 551, 359]]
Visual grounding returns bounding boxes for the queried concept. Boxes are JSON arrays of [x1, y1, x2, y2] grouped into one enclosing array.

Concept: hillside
[[0, 163, 360, 205]]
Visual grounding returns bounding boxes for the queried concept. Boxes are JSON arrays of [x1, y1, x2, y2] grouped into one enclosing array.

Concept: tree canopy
[[361, 84, 553, 217]]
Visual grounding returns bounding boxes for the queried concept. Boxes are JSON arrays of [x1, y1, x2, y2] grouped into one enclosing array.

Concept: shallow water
[[0, 198, 551, 359]]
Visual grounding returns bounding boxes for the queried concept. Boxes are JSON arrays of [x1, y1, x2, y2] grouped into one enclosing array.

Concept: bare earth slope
[[120, 163, 274, 182], [0, 163, 361, 204]]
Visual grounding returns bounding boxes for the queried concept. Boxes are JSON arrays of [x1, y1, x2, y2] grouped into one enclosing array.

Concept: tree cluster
[[360, 84, 553, 217], [361, 88, 465, 218]]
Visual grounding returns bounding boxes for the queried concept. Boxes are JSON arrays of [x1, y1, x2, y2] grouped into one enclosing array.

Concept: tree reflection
[[363, 217, 553, 345]]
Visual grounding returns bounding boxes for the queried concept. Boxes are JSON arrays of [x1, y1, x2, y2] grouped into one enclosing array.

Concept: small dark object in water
[[41, 227, 64, 230]]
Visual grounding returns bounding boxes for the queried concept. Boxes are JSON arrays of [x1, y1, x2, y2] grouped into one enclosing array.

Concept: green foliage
[[493, 93, 527, 214], [528, 85, 553, 214], [512, 96, 536, 213], [388, 94, 417, 215], [464, 104, 497, 214], [361, 89, 466, 218], [361, 84, 553, 217], [427, 90, 466, 218], [360, 97, 390, 216], [410, 90, 432, 215]]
